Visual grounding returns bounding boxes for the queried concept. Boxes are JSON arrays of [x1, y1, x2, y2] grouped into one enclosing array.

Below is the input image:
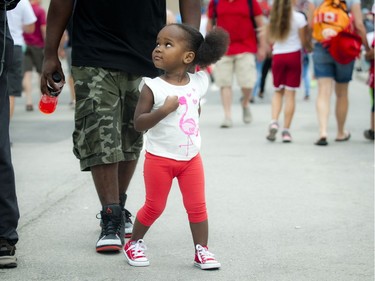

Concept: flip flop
[[315, 137, 328, 146], [335, 132, 351, 142]]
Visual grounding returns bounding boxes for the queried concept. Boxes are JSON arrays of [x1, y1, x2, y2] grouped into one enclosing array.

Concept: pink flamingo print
[[178, 95, 199, 156]]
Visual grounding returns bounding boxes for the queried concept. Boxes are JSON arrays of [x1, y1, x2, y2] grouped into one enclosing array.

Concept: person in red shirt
[[206, 0, 268, 128], [364, 37, 374, 140]]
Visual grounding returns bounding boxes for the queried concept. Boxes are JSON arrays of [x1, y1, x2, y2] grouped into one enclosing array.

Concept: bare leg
[[271, 89, 283, 121], [91, 163, 119, 205], [335, 82, 349, 139], [241, 87, 252, 107], [220, 86, 232, 120], [23, 71, 33, 107], [118, 159, 138, 195], [283, 89, 296, 129], [190, 220, 208, 246], [9, 96, 15, 119], [316, 78, 334, 138], [130, 218, 150, 241]]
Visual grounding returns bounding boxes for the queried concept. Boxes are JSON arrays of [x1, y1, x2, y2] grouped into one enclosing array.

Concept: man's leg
[[91, 163, 119, 206], [91, 163, 123, 252], [23, 71, 34, 111], [0, 17, 19, 268], [220, 86, 233, 123]]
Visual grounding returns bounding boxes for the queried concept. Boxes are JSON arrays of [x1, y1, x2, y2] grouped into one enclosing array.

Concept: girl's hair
[[268, 0, 292, 42], [171, 23, 229, 68]]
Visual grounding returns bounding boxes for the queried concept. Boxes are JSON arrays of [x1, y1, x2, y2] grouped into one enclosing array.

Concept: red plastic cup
[[39, 94, 58, 114]]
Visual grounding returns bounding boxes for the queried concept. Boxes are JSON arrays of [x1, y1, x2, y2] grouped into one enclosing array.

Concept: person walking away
[[364, 10, 374, 141], [296, 0, 313, 101], [41, 0, 201, 253], [22, 0, 46, 112], [266, 0, 312, 143], [301, 50, 311, 100], [0, 0, 21, 269], [7, 0, 36, 120], [123, 23, 229, 269], [308, 0, 370, 146], [206, 0, 268, 128], [252, 0, 271, 103]]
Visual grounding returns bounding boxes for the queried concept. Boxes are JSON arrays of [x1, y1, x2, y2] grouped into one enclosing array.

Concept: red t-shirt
[[207, 0, 262, 55], [23, 3, 46, 48]]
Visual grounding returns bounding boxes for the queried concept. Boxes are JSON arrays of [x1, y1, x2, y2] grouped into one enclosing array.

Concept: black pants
[[0, 11, 19, 246], [260, 56, 272, 94]]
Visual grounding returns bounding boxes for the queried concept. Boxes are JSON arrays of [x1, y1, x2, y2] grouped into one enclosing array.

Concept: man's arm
[[179, 0, 201, 29], [179, 0, 201, 72], [351, 3, 370, 52], [40, 0, 74, 94], [255, 15, 267, 60]]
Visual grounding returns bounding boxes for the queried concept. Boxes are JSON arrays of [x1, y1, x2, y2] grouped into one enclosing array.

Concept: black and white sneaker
[[124, 209, 133, 238], [119, 193, 133, 239], [96, 204, 123, 252], [0, 240, 17, 268]]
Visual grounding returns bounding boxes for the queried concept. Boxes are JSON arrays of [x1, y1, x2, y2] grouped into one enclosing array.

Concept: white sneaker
[[210, 84, 219, 91], [242, 106, 252, 124], [123, 239, 150, 267], [220, 118, 233, 128], [194, 244, 221, 270]]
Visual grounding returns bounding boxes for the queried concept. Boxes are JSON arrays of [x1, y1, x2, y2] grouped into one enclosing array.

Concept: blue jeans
[[312, 43, 354, 83], [302, 52, 310, 96], [252, 58, 263, 98]]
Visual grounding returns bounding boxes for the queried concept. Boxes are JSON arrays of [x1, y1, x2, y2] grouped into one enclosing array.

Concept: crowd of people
[[0, 0, 373, 272], [201, 0, 373, 145]]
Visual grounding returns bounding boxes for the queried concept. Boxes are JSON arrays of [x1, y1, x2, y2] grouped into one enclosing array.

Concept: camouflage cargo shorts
[[71, 66, 143, 171]]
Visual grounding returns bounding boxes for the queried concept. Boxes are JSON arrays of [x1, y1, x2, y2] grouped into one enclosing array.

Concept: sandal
[[315, 137, 328, 146], [335, 132, 351, 142]]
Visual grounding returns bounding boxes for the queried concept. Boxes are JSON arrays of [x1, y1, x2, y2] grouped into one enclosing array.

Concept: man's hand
[[40, 56, 65, 95]]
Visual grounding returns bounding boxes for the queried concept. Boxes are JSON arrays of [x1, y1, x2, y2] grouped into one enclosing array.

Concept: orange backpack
[[312, 0, 351, 42]]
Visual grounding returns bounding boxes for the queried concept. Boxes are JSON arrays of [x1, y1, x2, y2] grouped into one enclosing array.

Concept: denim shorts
[[312, 43, 354, 83]]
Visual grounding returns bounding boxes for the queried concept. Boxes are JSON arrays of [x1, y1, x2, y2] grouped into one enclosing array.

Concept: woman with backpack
[[308, 0, 370, 146]]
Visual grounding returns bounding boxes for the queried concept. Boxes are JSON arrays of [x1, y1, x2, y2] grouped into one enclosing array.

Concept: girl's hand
[[162, 95, 179, 114]]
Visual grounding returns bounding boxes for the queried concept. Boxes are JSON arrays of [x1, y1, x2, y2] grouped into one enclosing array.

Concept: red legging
[[136, 152, 207, 226]]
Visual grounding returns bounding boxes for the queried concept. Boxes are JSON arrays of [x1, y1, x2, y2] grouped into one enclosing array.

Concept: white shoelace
[[129, 239, 147, 258], [196, 244, 215, 263]]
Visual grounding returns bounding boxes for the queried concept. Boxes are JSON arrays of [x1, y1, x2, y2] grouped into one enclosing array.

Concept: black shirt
[[72, 0, 166, 77]]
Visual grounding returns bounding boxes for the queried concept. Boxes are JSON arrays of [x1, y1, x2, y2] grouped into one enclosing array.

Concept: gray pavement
[[2, 67, 374, 281]]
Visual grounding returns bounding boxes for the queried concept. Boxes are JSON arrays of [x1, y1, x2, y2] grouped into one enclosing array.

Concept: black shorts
[[23, 45, 44, 73], [8, 45, 23, 97]]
